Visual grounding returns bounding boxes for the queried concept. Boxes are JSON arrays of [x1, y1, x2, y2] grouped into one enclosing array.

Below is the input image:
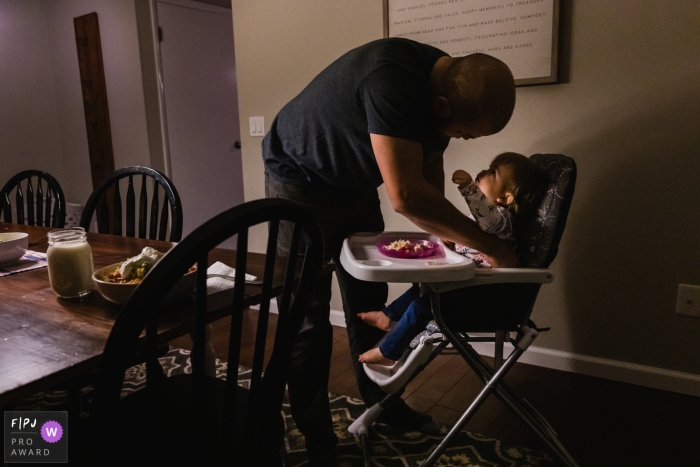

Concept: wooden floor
[[172, 311, 700, 466]]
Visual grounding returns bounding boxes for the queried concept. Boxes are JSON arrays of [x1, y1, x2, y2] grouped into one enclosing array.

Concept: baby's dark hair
[[490, 152, 548, 217]]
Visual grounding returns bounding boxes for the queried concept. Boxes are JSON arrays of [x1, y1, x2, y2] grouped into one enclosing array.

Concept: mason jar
[[46, 227, 94, 299]]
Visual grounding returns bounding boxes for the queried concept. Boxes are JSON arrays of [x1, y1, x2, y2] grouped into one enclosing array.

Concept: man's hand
[[370, 133, 516, 263], [452, 170, 472, 187], [482, 246, 520, 268]]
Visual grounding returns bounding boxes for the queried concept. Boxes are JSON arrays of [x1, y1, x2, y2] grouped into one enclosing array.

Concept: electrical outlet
[[676, 284, 700, 317]]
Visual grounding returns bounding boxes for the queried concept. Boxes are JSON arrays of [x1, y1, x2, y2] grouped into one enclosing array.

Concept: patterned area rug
[[12, 348, 553, 467]]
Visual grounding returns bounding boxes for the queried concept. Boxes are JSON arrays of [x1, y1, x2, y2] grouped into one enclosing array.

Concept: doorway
[[153, 0, 244, 244]]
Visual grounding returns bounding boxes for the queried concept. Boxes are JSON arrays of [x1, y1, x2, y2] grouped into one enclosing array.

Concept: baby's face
[[475, 164, 514, 207]]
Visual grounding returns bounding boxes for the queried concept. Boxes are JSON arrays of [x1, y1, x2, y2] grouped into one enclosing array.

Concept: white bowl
[[0, 232, 29, 266], [93, 262, 197, 305]]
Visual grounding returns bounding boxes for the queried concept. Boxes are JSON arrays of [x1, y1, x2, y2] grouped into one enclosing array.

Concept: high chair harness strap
[[526, 320, 551, 333]]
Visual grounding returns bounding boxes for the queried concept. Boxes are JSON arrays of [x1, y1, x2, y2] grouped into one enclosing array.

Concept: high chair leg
[[422, 328, 535, 467], [439, 326, 580, 467], [463, 344, 578, 466], [494, 330, 504, 369], [350, 339, 449, 467], [350, 390, 408, 467], [351, 401, 386, 467]]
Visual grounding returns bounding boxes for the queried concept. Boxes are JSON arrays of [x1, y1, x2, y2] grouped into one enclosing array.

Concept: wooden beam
[[74, 12, 115, 191]]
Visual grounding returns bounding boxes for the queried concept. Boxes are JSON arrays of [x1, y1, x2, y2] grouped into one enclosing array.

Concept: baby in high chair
[[358, 152, 548, 365]]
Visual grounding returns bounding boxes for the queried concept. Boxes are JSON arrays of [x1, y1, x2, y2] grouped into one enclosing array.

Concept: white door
[[157, 1, 244, 244]]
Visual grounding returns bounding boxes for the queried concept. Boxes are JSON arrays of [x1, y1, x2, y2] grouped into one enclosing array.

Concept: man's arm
[[422, 150, 445, 194], [371, 133, 519, 267]]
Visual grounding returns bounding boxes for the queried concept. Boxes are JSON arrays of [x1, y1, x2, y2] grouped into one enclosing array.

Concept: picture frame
[[384, 0, 560, 86]]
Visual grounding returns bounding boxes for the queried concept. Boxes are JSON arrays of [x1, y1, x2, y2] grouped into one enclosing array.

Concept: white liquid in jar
[[47, 231, 94, 299]]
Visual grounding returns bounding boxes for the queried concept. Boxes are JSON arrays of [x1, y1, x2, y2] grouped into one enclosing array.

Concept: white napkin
[[206, 261, 258, 295]]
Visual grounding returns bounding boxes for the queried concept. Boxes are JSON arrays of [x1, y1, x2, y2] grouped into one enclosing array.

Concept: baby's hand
[[452, 170, 472, 187]]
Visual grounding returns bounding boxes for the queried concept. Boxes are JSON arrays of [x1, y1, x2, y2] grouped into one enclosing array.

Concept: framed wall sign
[[384, 0, 560, 85]]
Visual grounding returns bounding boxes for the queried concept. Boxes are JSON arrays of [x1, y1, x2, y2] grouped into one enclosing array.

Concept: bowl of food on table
[[0, 232, 29, 267], [93, 247, 196, 305]]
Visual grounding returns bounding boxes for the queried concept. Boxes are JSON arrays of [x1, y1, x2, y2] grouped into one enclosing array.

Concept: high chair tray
[[340, 231, 475, 283]]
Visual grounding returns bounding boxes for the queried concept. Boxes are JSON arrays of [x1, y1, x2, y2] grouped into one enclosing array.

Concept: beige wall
[[43, 0, 151, 205], [232, 0, 700, 378], [1, 0, 165, 210], [232, 0, 386, 256], [0, 0, 66, 190]]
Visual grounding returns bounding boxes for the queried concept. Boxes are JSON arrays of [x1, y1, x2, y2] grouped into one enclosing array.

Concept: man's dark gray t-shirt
[[262, 38, 450, 195]]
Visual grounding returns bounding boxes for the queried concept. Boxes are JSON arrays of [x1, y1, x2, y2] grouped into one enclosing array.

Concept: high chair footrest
[[363, 338, 435, 394]]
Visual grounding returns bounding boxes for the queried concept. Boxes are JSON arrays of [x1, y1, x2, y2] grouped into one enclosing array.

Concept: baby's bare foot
[[357, 311, 392, 331], [358, 348, 395, 366]]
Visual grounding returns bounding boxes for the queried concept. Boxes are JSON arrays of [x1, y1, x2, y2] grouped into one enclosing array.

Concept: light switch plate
[[249, 116, 264, 136], [676, 284, 700, 317]]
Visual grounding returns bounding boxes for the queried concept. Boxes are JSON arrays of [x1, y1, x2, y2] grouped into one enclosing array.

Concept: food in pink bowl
[[376, 239, 443, 259]]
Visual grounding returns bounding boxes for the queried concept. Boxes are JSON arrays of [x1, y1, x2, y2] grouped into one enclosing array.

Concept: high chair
[[340, 154, 578, 467]]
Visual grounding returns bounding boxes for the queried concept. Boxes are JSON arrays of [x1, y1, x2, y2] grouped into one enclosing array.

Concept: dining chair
[[66, 166, 183, 411], [0, 170, 65, 227], [80, 166, 183, 241], [76, 198, 324, 466]]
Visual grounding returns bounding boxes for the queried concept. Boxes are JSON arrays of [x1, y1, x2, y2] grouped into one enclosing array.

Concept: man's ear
[[432, 96, 451, 120]]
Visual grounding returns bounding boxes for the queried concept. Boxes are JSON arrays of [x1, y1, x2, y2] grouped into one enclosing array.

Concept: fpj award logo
[[4, 411, 68, 463]]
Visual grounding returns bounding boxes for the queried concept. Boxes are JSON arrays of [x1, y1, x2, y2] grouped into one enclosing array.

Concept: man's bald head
[[439, 53, 516, 135]]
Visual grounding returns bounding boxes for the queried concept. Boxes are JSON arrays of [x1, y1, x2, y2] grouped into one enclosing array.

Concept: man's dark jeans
[[265, 173, 390, 457]]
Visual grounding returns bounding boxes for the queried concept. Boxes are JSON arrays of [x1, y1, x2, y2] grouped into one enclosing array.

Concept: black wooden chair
[[66, 167, 182, 413], [80, 166, 182, 241], [76, 198, 324, 466], [0, 170, 65, 227]]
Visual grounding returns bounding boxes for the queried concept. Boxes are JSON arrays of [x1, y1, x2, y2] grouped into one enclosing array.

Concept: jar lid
[[48, 227, 87, 245]]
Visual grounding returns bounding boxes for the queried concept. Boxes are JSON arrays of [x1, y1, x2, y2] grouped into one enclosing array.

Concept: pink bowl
[[376, 239, 443, 259]]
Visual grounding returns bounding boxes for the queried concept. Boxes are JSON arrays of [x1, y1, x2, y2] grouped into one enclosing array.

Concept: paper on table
[[0, 251, 48, 277], [206, 261, 258, 295]]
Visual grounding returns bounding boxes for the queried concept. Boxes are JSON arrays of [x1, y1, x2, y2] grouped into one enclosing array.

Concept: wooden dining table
[[0, 222, 317, 408]]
